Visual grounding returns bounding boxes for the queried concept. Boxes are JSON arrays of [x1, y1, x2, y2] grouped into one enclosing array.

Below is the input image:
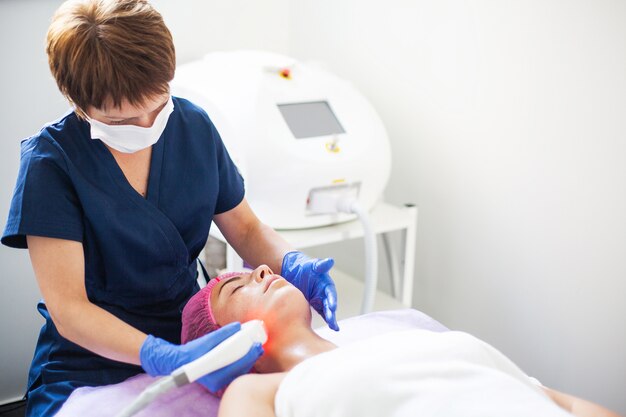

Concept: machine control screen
[[278, 101, 346, 139]]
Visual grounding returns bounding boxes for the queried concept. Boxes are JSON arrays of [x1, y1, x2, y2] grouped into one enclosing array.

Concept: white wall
[[289, 0, 625, 413], [0, 0, 289, 404], [151, 0, 290, 65]]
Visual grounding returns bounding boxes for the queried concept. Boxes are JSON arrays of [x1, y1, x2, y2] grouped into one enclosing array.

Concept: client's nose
[[252, 265, 273, 282]]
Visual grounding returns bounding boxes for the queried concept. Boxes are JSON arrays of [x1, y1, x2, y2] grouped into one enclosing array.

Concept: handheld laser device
[[116, 320, 267, 417]]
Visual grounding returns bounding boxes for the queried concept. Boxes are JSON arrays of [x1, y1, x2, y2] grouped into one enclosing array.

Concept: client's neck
[[254, 321, 336, 373]]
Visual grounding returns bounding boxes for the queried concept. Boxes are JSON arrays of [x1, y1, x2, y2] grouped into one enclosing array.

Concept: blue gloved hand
[[281, 251, 340, 331], [140, 322, 264, 392]]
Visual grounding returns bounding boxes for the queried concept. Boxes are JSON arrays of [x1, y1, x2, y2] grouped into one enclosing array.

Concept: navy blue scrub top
[[1, 97, 245, 417]]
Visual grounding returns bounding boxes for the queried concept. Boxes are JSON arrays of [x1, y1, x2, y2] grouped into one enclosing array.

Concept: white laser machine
[[116, 320, 267, 417], [171, 50, 392, 230]]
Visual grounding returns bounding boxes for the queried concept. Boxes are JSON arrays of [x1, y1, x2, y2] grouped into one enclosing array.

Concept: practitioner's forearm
[[542, 387, 622, 417], [54, 299, 147, 365], [27, 235, 146, 365], [213, 199, 292, 274], [236, 221, 292, 274]]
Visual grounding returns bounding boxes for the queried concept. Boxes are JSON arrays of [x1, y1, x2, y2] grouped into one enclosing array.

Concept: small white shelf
[[271, 202, 417, 249]]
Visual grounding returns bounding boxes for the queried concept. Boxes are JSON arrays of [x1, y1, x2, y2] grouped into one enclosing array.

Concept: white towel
[[275, 329, 570, 417]]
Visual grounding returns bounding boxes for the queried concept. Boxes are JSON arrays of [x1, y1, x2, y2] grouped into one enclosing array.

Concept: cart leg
[[382, 232, 401, 299], [401, 206, 418, 307]]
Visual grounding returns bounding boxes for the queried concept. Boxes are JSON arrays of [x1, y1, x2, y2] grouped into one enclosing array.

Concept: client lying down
[[181, 265, 620, 417]]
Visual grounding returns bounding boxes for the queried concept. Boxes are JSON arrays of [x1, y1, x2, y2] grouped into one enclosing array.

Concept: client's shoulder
[[220, 373, 286, 416]]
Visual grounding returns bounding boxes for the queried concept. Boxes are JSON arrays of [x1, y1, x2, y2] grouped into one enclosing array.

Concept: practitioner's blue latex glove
[[281, 251, 340, 331], [140, 322, 264, 392]]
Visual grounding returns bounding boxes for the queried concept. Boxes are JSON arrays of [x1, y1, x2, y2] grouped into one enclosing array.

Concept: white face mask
[[88, 96, 174, 153]]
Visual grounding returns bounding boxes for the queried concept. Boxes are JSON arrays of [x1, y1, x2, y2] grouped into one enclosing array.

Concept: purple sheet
[[57, 309, 447, 417]]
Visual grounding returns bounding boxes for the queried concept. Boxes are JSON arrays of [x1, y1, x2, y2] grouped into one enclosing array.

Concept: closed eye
[[231, 285, 244, 296], [218, 276, 243, 297]]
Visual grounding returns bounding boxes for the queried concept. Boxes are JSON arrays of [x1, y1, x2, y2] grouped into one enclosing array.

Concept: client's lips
[[264, 275, 283, 293]]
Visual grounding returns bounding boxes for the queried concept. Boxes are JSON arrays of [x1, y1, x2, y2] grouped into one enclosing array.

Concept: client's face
[[211, 265, 311, 328]]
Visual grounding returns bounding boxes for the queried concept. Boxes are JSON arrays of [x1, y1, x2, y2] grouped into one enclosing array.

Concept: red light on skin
[[243, 309, 279, 352], [259, 318, 276, 353], [259, 321, 270, 348], [260, 332, 272, 351], [280, 68, 291, 79]]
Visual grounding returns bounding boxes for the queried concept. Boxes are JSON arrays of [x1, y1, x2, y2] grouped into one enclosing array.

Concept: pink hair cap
[[181, 271, 244, 344]]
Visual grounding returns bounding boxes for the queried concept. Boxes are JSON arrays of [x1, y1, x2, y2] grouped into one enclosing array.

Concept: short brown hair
[[46, 0, 175, 117]]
